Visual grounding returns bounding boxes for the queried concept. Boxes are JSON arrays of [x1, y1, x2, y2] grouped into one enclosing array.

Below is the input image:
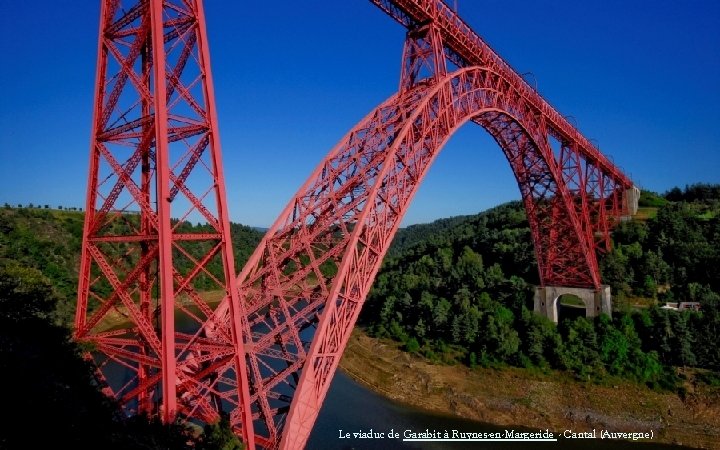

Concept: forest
[[361, 183, 720, 388], [0, 207, 263, 327], [1, 183, 718, 446], [0, 206, 261, 448]]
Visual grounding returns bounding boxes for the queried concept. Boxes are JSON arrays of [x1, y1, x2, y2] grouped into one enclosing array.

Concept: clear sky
[[1, 1, 718, 227]]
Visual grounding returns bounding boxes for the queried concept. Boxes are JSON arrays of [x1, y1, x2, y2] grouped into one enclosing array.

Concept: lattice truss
[[217, 2, 634, 449], [74, 0, 252, 437], [75, 1, 635, 449]]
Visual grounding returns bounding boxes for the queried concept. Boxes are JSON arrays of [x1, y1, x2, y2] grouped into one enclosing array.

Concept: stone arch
[[534, 286, 612, 323]]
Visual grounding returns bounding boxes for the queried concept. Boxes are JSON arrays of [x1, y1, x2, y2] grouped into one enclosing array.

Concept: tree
[[596, 314, 630, 376], [560, 318, 602, 378], [672, 311, 697, 367], [0, 262, 56, 322], [694, 291, 720, 370], [405, 337, 420, 353], [665, 186, 683, 202], [639, 250, 670, 289], [0, 262, 201, 449], [198, 415, 245, 450], [477, 301, 519, 363], [455, 245, 484, 289], [600, 248, 631, 297], [642, 275, 657, 298], [519, 308, 563, 367], [432, 297, 452, 332]]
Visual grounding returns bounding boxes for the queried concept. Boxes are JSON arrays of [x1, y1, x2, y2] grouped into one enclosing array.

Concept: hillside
[[362, 184, 720, 381], [1, 184, 719, 447], [339, 328, 720, 449], [0, 206, 254, 448], [0, 206, 264, 324], [345, 184, 720, 448]]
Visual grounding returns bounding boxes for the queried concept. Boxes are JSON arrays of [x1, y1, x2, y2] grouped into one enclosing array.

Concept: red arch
[[212, 65, 631, 448], [73, 3, 637, 448]]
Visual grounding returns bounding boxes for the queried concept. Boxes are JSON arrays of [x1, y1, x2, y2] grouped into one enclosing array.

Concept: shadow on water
[[309, 371, 691, 450]]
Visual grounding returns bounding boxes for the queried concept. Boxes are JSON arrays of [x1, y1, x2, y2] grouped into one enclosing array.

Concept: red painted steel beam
[[228, 66, 611, 448], [75, 2, 637, 449], [148, 0, 177, 420], [75, 1, 254, 447], [369, 0, 632, 190], [220, 5, 637, 448]]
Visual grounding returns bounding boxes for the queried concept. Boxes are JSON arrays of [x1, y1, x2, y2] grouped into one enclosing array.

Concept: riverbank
[[338, 328, 720, 449]]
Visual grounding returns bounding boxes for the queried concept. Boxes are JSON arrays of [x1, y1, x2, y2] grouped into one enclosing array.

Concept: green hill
[[362, 184, 720, 386], [0, 205, 258, 448], [0, 205, 264, 325], [1, 184, 718, 445]]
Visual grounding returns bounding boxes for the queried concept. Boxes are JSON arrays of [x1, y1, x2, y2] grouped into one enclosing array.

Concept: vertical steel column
[[75, 1, 253, 443], [193, 0, 255, 446], [149, 0, 177, 422]]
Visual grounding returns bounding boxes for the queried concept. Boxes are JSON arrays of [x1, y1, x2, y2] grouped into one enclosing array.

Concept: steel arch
[[215, 65, 631, 448], [75, 1, 637, 449]]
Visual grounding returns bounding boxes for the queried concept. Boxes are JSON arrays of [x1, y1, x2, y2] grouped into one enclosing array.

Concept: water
[[308, 371, 689, 450], [102, 312, 694, 449]]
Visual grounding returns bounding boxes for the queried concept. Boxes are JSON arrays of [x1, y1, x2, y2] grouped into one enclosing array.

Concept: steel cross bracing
[[370, 0, 637, 285], [207, 3, 634, 449], [75, 1, 636, 449], [218, 1, 633, 448], [74, 0, 254, 445]]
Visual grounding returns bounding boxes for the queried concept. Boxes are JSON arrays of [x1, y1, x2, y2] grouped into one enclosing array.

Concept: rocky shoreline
[[338, 328, 720, 449]]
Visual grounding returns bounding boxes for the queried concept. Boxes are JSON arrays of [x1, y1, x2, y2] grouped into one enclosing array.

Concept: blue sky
[[1, 1, 718, 227]]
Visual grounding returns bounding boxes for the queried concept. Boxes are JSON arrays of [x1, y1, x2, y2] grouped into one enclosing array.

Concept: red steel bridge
[[73, 0, 638, 449]]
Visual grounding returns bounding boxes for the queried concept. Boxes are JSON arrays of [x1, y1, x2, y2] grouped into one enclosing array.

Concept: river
[[308, 371, 687, 449], [104, 313, 691, 448]]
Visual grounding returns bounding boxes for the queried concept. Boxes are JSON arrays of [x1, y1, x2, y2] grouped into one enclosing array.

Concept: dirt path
[[339, 328, 720, 449]]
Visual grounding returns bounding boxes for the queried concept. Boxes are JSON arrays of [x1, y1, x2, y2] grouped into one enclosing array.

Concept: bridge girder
[[76, 2, 635, 450]]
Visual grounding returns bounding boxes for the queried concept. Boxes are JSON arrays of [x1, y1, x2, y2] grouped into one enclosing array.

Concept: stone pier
[[622, 185, 641, 219], [534, 285, 612, 323]]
